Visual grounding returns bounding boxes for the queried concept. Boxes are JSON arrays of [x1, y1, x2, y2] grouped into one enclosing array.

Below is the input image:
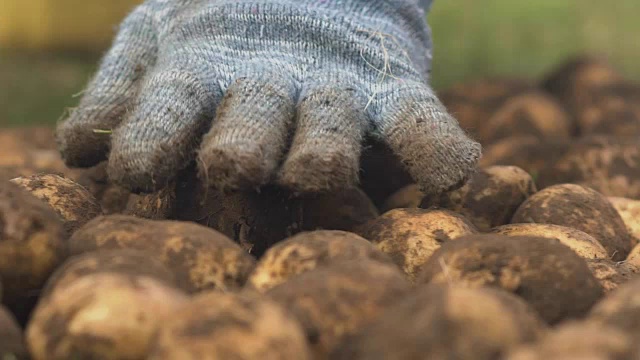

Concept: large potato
[[608, 196, 640, 247], [148, 292, 311, 360], [356, 208, 478, 281], [491, 223, 608, 260], [332, 285, 546, 360], [266, 260, 411, 358], [0, 305, 27, 360], [512, 184, 632, 261], [418, 234, 603, 324], [68, 215, 256, 293], [423, 166, 537, 231], [11, 173, 102, 235], [247, 230, 393, 292], [588, 278, 640, 340], [26, 273, 188, 360]]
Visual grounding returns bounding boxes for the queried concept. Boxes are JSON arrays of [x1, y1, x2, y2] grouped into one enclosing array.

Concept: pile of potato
[[2, 54, 640, 360]]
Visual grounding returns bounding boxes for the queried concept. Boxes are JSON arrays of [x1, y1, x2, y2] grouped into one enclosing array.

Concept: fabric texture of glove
[[57, 0, 481, 195]]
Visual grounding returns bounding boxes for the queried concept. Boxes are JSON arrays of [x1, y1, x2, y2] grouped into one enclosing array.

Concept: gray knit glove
[[57, 0, 481, 195]]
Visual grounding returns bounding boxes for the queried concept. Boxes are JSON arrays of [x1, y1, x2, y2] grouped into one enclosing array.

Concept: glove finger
[[278, 84, 368, 193], [198, 68, 297, 191], [108, 66, 222, 193], [56, 4, 157, 168]]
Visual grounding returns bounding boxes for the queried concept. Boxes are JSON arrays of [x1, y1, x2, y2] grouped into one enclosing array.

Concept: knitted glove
[[57, 0, 481, 195]]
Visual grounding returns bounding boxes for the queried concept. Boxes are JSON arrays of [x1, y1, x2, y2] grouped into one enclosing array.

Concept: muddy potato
[[40, 249, 177, 298], [505, 321, 639, 360], [332, 285, 546, 360], [0, 306, 28, 360], [576, 82, 640, 136], [537, 136, 640, 198], [479, 91, 574, 144], [11, 174, 102, 235], [0, 182, 66, 306], [586, 258, 639, 293], [608, 197, 640, 247], [26, 273, 188, 360], [68, 215, 256, 293], [512, 183, 631, 261], [298, 188, 379, 232], [492, 223, 608, 260], [356, 208, 478, 282], [381, 184, 424, 212], [247, 230, 393, 292], [422, 166, 537, 232], [148, 291, 311, 360], [418, 234, 604, 324], [266, 260, 411, 358]]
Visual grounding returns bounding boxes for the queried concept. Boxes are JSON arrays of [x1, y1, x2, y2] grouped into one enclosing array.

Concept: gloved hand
[[57, 0, 481, 195]]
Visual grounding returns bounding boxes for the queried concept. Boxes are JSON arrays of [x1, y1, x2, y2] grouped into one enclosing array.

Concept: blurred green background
[[1, 0, 639, 127]]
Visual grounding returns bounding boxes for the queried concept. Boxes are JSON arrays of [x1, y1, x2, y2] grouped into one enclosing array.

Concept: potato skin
[[26, 273, 188, 360], [491, 223, 608, 260], [266, 260, 411, 358], [608, 196, 640, 247], [512, 183, 631, 261], [68, 215, 256, 293], [332, 285, 546, 360], [585, 258, 639, 294], [247, 230, 393, 292], [11, 173, 102, 235], [423, 166, 537, 231], [356, 208, 478, 282], [0, 306, 28, 360], [588, 278, 640, 339], [418, 234, 604, 324], [148, 291, 311, 360]]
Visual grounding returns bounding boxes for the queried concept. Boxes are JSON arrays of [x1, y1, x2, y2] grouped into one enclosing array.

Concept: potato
[[608, 196, 640, 247], [26, 273, 188, 360], [576, 82, 640, 136], [356, 208, 477, 282], [423, 166, 537, 231], [11, 173, 102, 235], [40, 249, 177, 298], [298, 188, 379, 232], [0, 182, 66, 307], [69, 162, 132, 215], [628, 244, 640, 268], [537, 136, 640, 198], [266, 260, 411, 358], [505, 321, 639, 360], [589, 278, 640, 340], [479, 91, 574, 145], [68, 215, 256, 293], [381, 183, 424, 212], [0, 305, 28, 360], [585, 258, 639, 293], [512, 184, 631, 261], [247, 230, 393, 292], [125, 186, 176, 220], [491, 223, 608, 260], [148, 291, 311, 360], [418, 234, 604, 324], [331, 284, 546, 360]]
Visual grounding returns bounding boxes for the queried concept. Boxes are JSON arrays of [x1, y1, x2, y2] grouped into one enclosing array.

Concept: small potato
[[356, 208, 478, 282], [298, 188, 379, 233], [418, 234, 604, 324], [148, 291, 311, 360], [585, 258, 639, 293], [491, 223, 608, 260], [608, 196, 640, 247], [505, 321, 639, 360], [381, 184, 424, 212], [0, 306, 28, 360], [247, 230, 393, 292], [512, 184, 631, 261], [266, 260, 411, 358], [331, 285, 546, 360], [0, 182, 66, 306], [11, 174, 102, 235], [423, 166, 537, 231], [40, 249, 177, 298], [589, 278, 640, 340], [479, 91, 574, 145], [69, 215, 256, 293], [26, 273, 188, 360]]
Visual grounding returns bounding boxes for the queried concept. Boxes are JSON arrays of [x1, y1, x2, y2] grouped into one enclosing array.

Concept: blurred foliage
[[1, 0, 639, 126]]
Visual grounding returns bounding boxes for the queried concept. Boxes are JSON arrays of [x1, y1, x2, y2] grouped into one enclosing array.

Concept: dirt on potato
[[585, 258, 639, 293], [512, 183, 632, 261], [608, 196, 640, 247], [418, 234, 604, 324]]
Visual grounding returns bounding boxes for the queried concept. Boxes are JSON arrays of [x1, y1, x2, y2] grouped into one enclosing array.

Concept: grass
[[1, 0, 639, 126]]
